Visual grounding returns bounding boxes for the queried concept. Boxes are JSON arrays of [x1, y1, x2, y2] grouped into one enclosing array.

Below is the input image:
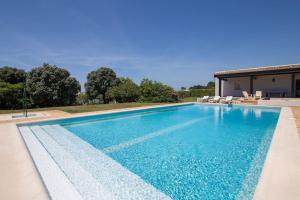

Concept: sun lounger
[[197, 96, 210, 103], [209, 96, 220, 103], [221, 96, 233, 104], [242, 91, 254, 100]]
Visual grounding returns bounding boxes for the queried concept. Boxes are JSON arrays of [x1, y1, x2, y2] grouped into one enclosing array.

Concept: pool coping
[[253, 107, 300, 200], [12, 103, 300, 200]]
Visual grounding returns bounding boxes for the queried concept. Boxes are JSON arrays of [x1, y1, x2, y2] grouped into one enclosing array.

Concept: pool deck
[[0, 103, 300, 199]]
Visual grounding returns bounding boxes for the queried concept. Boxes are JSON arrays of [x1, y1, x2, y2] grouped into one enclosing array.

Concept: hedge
[[177, 89, 215, 99]]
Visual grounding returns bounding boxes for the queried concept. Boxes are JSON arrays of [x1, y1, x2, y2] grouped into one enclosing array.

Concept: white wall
[[253, 74, 291, 97], [215, 77, 219, 96], [220, 74, 294, 97], [222, 77, 250, 97]]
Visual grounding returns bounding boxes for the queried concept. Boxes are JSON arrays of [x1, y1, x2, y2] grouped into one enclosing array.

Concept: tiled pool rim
[[17, 103, 294, 200]]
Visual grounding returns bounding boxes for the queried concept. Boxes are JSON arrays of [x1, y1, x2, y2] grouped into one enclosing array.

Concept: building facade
[[214, 64, 300, 98]]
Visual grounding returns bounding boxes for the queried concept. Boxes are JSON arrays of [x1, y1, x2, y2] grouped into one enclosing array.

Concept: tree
[[206, 81, 215, 88], [0, 82, 23, 109], [181, 87, 186, 90], [0, 66, 25, 109], [27, 63, 81, 107], [139, 79, 178, 102], [189, 84, 205, 90], [0, 66, 25, 84], [76, 92, 89, 105], [85, 67, 117, 104], [107, 77, 140, 103]]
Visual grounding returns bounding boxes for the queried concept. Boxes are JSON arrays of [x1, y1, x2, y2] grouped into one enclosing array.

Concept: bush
[[76, 93, 89, 105], [177, 89, 215, 99], [0, 82, 23, 109], [27, 63, 81, 107], [139, 79, 178, 103], [107, 77, 140, 103]]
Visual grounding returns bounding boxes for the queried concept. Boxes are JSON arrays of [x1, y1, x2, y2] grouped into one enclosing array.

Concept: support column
[[219, 78, 222, 97], [291, 73, 295, 97], [250, 76, 254, 96]]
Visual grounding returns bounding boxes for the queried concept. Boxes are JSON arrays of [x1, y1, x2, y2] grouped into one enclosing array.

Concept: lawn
[[182, 97, 197, 102], [0, 103, 166, 114]]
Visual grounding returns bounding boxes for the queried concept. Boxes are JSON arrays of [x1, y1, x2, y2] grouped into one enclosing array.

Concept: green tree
[[0, 66, 26, 109], [76, 92, 89, 105], [206, 81, 215, 88], [85, 67, 117, 104], [139, 79, 178, 102], [0, 66, 25, 84], [107, 77, 140, 103], [27, 63, 81, 107], [189, 84, 205, 90], [0, 82, 23, 109]]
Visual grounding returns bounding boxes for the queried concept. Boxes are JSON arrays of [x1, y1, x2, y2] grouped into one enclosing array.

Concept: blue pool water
[[62, 104, 280, 200]]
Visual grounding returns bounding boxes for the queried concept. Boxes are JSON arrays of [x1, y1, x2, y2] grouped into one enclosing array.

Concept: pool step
[[18, 126, 82, 200], [41, 124, 171, 200], [28, 125, 115, 200]]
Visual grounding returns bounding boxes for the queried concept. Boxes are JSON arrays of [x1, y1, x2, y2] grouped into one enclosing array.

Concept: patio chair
[[221, 96, 233, 104], [255, 91, 262, 100], [197, 96, 210, 103], [209, 96, 220, 103], [242, 91, 250, 99]]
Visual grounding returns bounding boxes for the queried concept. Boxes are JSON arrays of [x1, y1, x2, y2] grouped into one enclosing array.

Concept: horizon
[[1, 0, 300, 89]]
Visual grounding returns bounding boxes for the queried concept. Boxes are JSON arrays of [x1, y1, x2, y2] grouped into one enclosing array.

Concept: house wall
[[222, 77, 250, 97], [253, 74, 292, 97], [214, 78, 219, 96], [218, 74, 296, 97]]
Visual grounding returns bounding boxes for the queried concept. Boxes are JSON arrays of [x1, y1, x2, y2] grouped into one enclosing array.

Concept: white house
[[214, 64, 300, 98]]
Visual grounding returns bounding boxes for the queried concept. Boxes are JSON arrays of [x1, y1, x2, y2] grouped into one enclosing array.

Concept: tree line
[[0, 63, 179, 109]]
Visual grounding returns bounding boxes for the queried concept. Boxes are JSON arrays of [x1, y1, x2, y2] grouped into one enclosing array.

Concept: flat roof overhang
[[214, 64, 300, 79]]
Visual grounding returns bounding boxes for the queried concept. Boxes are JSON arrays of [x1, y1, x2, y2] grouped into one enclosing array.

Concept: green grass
[[0, 102, 166, 114], [182, 97, 197, 102]]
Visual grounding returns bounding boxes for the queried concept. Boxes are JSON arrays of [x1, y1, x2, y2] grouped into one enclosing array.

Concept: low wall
[[258, 100, 300, 107]]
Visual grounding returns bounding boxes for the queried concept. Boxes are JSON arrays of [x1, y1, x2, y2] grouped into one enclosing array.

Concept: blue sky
[[0, 0, 300, 89]]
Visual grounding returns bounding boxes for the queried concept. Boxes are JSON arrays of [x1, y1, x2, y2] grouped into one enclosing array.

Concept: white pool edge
[[253, 107, 300, 200]]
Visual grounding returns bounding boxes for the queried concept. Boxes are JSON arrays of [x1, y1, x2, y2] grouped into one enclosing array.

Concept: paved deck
[[292, 107, 300, 137], [0, 123, 49, 200]]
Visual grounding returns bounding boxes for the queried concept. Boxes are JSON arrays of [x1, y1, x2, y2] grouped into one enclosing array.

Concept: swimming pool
[[19, 104, 281, 200]]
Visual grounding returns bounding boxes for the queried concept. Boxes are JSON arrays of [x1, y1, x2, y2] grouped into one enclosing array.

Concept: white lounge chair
[[209, 96, 220, 103], [197, 96, 209, 103], [221, 96, 233, 104], [242, 91, 254, 100], [255, 91, 262, 100]]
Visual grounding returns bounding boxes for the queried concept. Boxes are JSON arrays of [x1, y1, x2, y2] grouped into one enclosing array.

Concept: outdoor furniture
[[242, 91, 254, 100], [266, 91, 287, 98], [209, 96, 220, 103], [197, 96, 210, 103], [255, 91, 262, 100], [220, 96, 233, 104]]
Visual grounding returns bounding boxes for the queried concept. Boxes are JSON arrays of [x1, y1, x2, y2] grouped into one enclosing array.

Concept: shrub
[[107, 77, 140, 103], [177, 89, 215, 99], [0, 82, 23, 109], [139, 79, 178, 103]]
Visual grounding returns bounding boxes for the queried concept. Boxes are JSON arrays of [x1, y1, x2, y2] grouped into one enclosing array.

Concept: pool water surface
[[61, 104, 280, 200]]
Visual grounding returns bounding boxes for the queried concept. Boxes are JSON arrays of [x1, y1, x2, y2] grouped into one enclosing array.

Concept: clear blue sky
[[0, 0, 300, 89]]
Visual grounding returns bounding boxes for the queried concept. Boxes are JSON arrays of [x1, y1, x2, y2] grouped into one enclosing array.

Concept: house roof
[[214, 64, 300, 78]]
